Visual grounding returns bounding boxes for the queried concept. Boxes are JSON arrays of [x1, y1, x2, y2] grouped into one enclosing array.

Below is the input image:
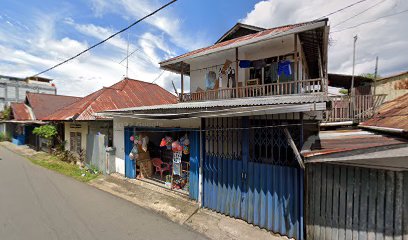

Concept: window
[[70, 132, 82, 153]]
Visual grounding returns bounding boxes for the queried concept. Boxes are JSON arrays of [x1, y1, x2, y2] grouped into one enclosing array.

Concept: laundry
[[239, 60, 251, 68], [252, 59, 266, 69], [221, 59, 232, 74], [277, 60, 292, 76], [205, 71, 217, 90]]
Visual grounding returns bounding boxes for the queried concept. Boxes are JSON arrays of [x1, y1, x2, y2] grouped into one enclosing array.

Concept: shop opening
[[124, 127, 199, 200]]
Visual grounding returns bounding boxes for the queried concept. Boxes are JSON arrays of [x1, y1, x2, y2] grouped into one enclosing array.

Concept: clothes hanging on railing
[[252, 59, 266, 69], [239, 60, 251, 68], [205, 71, 217, 90], [278, 60, 292, 76]]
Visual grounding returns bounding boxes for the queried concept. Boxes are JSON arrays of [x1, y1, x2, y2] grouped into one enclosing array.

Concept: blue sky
[[1, 0, 407, 96]]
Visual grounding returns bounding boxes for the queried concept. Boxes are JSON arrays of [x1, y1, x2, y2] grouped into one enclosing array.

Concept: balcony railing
[[323, 94, 387, 123], [180, 78, 325, 102]]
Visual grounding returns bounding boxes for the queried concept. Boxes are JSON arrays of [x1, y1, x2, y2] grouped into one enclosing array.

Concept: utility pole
[[373, 56, 379, 115], [350, 35, 357, 120], [374, 56, 379, 94]]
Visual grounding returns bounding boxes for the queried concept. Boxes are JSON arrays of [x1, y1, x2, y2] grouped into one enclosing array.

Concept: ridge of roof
[[215, 22, 266, 44], [160, 18, 328, 65]]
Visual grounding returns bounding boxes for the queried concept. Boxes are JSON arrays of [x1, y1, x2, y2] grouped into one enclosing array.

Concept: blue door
[[124, 127, 136, 178]]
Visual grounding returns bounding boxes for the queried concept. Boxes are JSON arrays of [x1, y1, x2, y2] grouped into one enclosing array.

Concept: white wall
[[113, 117, 201, 174], [187, 35, 296, 93], [64, 122, 88, 151]]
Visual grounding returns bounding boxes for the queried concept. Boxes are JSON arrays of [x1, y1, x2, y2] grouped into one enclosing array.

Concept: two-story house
[[101, 19, 330, 240]]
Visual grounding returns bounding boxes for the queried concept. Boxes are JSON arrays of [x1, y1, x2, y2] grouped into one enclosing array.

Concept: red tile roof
[[160, 19, 327, 65], [26, 92, 81, 120], [44, 78, 177, 121], [302, 129, 408, 158], [10, 103, 33, 121], [360, 93, 408, 132]]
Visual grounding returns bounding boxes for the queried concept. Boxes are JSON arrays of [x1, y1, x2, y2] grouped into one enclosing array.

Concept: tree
[[33, 125, 57, 140], [360, 73, 381, 80]]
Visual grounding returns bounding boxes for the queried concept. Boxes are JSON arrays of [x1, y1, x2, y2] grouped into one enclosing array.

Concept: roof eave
[[160, 20, 327, 68]]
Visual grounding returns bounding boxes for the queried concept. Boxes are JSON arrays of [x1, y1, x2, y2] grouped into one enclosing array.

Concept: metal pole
[[373, 56, 379, 115], [350, 35, 357, 120], [126, 31, 130, 78]]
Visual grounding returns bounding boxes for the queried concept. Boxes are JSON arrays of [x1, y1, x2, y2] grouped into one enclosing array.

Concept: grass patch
[[28, 152, 100, 182]]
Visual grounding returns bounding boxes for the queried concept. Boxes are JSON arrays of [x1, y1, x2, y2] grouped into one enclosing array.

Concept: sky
[[0, 0, 407, 97]]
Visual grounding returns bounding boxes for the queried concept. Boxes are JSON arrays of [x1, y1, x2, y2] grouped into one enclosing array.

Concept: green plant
[[33, 125, 57, 140], [0, 132, 11, 142], [339, 89, 348, 95], [1, 106, 11, 120]]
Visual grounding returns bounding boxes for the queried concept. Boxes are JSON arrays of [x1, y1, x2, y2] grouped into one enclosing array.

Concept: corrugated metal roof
[[44, 78, 177, 121], [26, 92, 81, 120], [160, 19, 327, 66], [108, 94, 328, 112], [10, 103, 33, 121], [360, 93, 408, 132], [302, 129, 408, 158]]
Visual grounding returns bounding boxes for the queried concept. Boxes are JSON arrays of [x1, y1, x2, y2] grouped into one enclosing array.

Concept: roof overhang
[[98, 102, 326, 120]]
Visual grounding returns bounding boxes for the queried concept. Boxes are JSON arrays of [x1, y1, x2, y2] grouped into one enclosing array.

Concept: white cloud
[[242, 0, 408, 76]]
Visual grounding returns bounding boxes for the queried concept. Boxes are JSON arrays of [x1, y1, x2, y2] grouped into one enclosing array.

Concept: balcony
[[180, 78, 325, 102], [323, 94, 387, 124]]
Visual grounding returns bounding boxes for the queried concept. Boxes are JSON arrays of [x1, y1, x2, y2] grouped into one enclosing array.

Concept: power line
[[31, 0, 177, 77], [331, 9, 408, 33], [332, 0, 386, 28], [151, 70, 166, 84], [316, 0, 370, 19]]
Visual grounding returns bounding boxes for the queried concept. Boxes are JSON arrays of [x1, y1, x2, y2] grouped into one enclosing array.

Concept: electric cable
[[31, 0, 177, 77]]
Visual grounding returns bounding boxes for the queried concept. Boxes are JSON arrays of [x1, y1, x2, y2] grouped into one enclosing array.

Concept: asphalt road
[[0, 146, 207, 240]]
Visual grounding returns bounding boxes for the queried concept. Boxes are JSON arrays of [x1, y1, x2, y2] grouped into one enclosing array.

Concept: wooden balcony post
[[294, 34, 298, 93], [235, 48, 239, 98], [180, 62, 184, 101]]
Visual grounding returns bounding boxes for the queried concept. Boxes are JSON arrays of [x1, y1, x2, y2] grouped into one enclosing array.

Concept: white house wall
[[113, 117, 201, 174], [187, 35, 297, 93]]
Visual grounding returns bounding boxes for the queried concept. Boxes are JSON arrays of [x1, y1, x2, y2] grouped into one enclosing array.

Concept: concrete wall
[[112, 117, 201, 174], [376, 73, 408, 102], [187, 35, 297, 93]]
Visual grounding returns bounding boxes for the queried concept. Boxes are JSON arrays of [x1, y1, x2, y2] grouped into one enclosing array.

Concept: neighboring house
[[302, 93, 408, 239], [0, 75, 56, 111], [101, 19, 330, 239], [44, 78, 177, 172], [360, 92, 408, 135], [301, 129, 408, 240], [328, 73, 373, 96], [5, 92, 80, 148], [323, 73, 385, 124], [375, 71, 408, 102]]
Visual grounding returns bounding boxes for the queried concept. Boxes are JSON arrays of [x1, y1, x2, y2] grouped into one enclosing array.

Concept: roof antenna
[[171, 81, 178, 96], [126, 31, 130, 78]]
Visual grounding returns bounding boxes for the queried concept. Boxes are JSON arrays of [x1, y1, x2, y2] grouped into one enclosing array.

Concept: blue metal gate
[[203, 116, 304, 239]]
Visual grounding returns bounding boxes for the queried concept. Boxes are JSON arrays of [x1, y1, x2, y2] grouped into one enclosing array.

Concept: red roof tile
[[160, 19, 327, 65], [10, 103, 33, 121], [44, 78, 177, 121], [302, 129, 408, 158], [360, 93, 408, 131], [26, 92, 81, 120]]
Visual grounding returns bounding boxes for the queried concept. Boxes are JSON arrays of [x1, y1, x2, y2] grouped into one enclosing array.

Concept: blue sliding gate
[[203, 117, 304, 239], [124, 127, 199, 201]]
